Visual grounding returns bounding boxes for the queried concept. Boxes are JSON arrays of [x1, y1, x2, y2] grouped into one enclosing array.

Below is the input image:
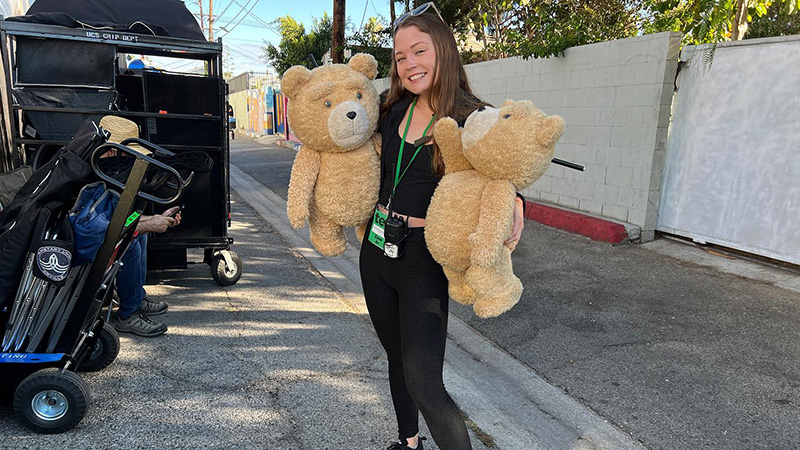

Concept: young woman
[[358, 4, 525, 449]]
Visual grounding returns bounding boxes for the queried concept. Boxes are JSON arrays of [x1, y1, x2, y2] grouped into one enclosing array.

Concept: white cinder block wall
[[374, 32, 681, 241]]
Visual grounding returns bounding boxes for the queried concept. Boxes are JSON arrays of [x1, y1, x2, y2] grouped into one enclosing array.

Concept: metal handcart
[[0, 133, 187, 433], [0, 0, 242, 286]]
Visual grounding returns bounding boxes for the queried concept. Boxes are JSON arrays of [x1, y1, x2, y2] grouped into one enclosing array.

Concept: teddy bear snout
[[462, 107, 499, 150], [328, 100, 372, 149]]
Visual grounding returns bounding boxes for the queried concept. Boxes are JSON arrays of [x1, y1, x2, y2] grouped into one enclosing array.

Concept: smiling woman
[[357, 6, 493, 450]]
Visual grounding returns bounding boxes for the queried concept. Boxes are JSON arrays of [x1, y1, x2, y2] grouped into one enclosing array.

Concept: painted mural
[[227, 72, 293, 141]]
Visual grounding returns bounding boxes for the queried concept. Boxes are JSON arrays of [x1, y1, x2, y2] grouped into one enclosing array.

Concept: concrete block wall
[[374, 32, 681, 240]]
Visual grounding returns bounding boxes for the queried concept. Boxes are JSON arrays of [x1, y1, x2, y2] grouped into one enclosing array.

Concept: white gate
[[658, 36, 800, 265]]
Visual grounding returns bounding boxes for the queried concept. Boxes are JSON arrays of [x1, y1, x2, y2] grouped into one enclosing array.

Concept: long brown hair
[[383, 13, 488, 176]]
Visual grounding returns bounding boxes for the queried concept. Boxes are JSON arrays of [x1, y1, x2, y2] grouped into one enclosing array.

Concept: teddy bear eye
[[503, 114, 511, 119], [324, 100, 332, 108], [356, 92, 362, 100]]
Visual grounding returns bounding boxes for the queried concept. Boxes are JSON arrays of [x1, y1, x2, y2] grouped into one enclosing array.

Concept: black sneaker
[[113, 312, 167, 337], [141, 297, 168, 316], [386, 437, 425, 450]]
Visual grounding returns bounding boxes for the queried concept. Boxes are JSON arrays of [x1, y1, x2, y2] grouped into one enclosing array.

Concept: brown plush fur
[[282, 54, 381, 256], [425, 100, 565, 318]]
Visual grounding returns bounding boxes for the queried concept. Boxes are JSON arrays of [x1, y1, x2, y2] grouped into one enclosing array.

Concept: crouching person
[[113, 206, 181, 336]]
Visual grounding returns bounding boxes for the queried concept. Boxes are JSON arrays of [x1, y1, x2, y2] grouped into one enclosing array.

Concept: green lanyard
[[390, 97, 436, 208]]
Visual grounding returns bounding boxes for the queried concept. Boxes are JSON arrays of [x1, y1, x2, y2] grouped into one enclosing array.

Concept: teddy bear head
[[280, 53, 380, 153], [460, 100, 565, 190]]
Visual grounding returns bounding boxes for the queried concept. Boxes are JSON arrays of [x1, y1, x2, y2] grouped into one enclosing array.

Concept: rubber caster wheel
[[79, 322, 120, 372], [211, 251, 242, 286], [13, 368, 89, 434]]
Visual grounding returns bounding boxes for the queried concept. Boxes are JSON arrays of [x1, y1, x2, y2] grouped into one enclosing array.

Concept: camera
[[383, 215, 407, 258]]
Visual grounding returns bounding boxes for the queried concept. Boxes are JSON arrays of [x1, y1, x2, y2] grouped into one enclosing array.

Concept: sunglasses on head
[[393, 2, 446, 31]]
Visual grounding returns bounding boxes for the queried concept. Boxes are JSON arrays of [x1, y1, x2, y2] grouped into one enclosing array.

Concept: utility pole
[[332, 0, 345, 63], [208, 0, 214, 41], [198, 0, 205, 35], [389, 0, 395, 26]]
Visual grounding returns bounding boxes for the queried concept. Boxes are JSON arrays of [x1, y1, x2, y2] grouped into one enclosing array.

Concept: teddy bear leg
[[308, 207, 347, 257], [442, 266, 476, 305], [465, 248, 523, 318]]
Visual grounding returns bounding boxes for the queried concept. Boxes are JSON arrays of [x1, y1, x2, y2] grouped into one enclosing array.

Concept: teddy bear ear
[[537, 115, 566, 148], [501, 99, 515, 108], [281, 65, 313, 99], [348, 53, 378, 80]]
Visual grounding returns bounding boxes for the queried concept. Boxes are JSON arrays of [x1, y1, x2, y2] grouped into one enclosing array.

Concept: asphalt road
[[230, 134, 800, 450]]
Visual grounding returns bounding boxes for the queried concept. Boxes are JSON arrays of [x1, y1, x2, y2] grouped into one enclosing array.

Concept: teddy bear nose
[[347, 111, 357, 120]]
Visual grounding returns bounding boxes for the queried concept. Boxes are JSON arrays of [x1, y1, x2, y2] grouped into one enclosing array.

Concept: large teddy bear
[[425, 100, 565, 318], [282, 54, 381, 257]]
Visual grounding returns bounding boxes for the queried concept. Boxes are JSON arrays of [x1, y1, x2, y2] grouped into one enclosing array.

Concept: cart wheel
[[13, 368, 89, 434], [79, 322, 120, 372], [211, 251, 242, 286]]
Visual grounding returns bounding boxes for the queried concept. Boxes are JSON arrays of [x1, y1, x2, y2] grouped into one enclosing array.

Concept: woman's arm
[[504, 194, 525, 251]]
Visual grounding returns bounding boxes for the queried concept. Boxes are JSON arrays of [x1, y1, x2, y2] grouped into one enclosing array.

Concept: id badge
[[367, 207, 388, 249]]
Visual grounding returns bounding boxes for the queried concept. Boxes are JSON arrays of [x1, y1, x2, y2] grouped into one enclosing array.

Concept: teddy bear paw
[[473, 295, 521, 319], [449, 283, 476, 305], [287, 207, 308, 229]]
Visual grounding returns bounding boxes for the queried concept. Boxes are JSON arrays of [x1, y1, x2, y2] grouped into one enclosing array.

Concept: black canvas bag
[[0, 120, 106, 317]]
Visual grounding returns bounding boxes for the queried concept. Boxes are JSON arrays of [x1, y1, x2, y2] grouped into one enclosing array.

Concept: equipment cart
[[0, 0, 242, 285], [0, 127, 188, 433]]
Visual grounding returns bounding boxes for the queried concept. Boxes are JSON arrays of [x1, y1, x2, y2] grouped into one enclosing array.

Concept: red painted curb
[[524, 201, 629, 243]]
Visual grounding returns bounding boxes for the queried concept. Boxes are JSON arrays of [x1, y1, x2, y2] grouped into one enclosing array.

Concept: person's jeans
[[116, 233, 147, 319]]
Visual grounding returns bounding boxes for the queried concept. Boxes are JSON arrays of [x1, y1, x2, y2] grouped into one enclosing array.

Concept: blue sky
[[169, 0, 392, 75]]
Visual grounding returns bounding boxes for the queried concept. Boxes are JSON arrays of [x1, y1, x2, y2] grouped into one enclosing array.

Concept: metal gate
[[658, 36, 800, 265]]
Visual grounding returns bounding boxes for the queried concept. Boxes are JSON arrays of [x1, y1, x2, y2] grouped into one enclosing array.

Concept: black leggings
[[360, 226, 472, 450]]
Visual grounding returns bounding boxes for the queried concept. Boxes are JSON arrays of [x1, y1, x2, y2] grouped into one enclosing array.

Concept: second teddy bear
[[425, 100, 565, 318]]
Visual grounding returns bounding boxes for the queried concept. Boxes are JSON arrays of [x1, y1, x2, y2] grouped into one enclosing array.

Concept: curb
[[525, 201, 636, 243]]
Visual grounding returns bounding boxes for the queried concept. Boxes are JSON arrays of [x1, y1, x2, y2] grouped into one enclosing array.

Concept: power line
[[215, 0, 235, 19], [225, 0, 280, 35], [219, 0, 259, 36], [358, 0, 370, 32], [225, 36, 269, 44], [225, 41, 265, 62]]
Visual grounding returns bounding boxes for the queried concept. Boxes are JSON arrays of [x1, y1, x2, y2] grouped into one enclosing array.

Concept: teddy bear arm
[[434, 117, 472, 174], [287, 145, 321, 228], [469, 180, 517, 267]]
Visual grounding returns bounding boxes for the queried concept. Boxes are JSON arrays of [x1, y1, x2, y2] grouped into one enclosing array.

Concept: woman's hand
[[504, 196, 525, 251]]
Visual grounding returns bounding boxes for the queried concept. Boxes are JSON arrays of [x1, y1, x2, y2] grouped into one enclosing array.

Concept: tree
[[430, 0, 798, 62], [431, 0, 644, 60], [747, 0, 800, 38], [644, 0, 800, 45], [223, 48, 234, 80], [349, 15, 393, 77], [262, 13, 333, 75]]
